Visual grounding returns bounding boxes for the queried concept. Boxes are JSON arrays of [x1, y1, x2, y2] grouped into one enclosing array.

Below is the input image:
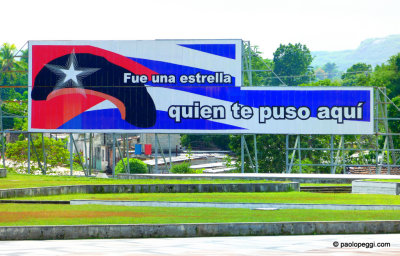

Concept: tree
[[315, 68, 327, 80], [373, 53, 400, 99], [0, 43, 28, 102], [341, 63, 372, 86], [229, 134, 286, 173], [272, 43, 314, 86], [242, 44, 274, 86], [322, 62, 339, 79]]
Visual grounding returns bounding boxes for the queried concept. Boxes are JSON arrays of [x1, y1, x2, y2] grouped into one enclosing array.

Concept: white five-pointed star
[[59, 61, 84, 85], [46, 50, 100, 90]]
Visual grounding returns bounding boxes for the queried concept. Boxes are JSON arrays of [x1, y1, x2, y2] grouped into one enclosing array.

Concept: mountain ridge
[[312, 34, 400, 71]]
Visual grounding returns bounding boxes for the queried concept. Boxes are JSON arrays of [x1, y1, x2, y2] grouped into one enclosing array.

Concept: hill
[[312, 34, 400, 71]]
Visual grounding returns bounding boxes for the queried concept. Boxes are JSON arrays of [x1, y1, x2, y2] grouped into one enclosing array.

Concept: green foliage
[[5, 136, 69, 173], [388, 96, 400, 149], [180, 134, 230, 150], [242, 44, 274, 86], [323, 62, 340, 79], [170, 162, 193, 174], [115, 158, 148, 174], [341, 63, 372, 86], [229, 135, 286, 173], [1, 99, 27, 130], [272, 43, 314, 86], [374, 53, 400, 98], [291, 158, 314, 174], [0, 43, 28, 98]]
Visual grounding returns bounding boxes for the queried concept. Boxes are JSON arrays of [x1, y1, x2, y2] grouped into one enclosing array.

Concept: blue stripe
[[178, 44, 236, 59]]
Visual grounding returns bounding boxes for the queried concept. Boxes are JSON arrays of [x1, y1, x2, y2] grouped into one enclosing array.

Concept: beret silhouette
[[32, 53, 157, 128]]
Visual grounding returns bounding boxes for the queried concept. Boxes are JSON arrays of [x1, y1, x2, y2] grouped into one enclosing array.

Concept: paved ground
[[1, 234, 400, 255]]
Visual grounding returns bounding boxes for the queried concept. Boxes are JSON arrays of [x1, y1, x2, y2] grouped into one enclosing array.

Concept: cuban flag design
[[29, 40, 373, 135], [29, 40, 242, 132]]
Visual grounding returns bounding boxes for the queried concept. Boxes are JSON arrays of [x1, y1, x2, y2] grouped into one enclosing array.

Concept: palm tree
[[0, 43, 27, 98], [0, 43, 20, 72]]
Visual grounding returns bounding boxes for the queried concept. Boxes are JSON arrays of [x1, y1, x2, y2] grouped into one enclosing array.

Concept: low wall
[[118, 173, 381, 184], [0, 168, 6, 178], [0, 182, 299, 199], [1, 221, 400, 240], [352, 180, 400, 195]]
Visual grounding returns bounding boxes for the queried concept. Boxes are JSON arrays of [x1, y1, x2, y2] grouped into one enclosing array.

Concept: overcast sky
[[0, 0, 399, 58]]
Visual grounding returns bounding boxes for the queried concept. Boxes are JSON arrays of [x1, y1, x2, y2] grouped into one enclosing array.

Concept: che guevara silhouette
[[31, 52, 157, 128]]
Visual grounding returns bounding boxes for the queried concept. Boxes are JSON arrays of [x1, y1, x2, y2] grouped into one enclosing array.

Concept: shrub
[[6, 136, 69, 173], [170, 162, 195, 174], [115, 158, 148, 174]]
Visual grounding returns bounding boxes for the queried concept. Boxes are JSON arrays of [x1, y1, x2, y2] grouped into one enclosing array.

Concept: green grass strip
[[0, 173, 288, 189], [6, 191, 400, 205], [0, 203, 399, 226]]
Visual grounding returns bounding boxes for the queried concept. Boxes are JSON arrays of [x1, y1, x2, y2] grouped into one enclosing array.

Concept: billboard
[[28, 40, 374, 134]]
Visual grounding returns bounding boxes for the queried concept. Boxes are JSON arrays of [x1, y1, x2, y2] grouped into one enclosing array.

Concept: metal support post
[[241, 135, 245, 173], [30, 136, 43, 172], [125, 134, 130, 173], [27, 133, 31, 174], [71, 135, 85, 172], [156, 135, 169, 172], [1, 132, 4, 168], [288, 135, 299, 173], [168, 134, 172, 169], [341, 135, 345, 174], [375, 89, 380, 174], [41, 133, 47, 175], [298, 135, 302, 173], [89, 133, 93, 175], [378, 136, 388, 174], [332, 136, 343, 174], [112, 133, 116, 178], [116, 135, 127, 173], [253, 134, 258, 173], [243, 137, 254, 172], [83, 133, 88, 176], [330, 135, 334, 174], [248, 41, 253, 86], [285, 135, 289, 173], [69, 133, 73, 175], [154, 134, 158, 173]]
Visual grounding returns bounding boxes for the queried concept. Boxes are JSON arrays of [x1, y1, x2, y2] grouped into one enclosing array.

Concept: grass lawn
[[0, 173, 352, 189], [0, 173, 288, 189], [6, 191, 400, 205], [0, 203, 399, 226]]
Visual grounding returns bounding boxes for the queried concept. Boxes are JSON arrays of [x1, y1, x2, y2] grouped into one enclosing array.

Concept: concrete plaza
[[0, 234, 399, 255]]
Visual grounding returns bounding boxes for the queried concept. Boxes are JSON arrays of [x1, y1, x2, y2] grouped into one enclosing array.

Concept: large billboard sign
[[28, 40, 374, 134]]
